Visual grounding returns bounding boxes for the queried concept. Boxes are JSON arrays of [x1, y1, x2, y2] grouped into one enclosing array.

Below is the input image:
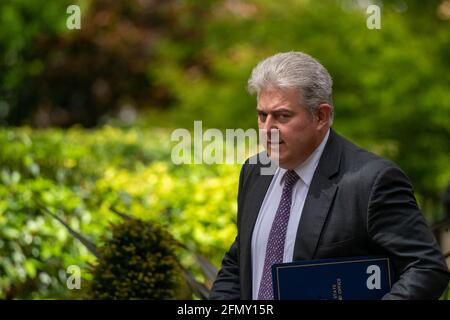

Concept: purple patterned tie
[[258, 170, 300, 300]]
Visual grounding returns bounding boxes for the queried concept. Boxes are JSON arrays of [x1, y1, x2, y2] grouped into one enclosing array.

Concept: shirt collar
[[280, 129, 330, 187]]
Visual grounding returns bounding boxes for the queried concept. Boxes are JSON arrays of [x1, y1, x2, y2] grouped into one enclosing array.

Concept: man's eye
[[258, 113, 267, 121]]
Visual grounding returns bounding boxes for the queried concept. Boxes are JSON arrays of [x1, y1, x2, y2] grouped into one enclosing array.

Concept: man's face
[[257, 88, 323, 170]]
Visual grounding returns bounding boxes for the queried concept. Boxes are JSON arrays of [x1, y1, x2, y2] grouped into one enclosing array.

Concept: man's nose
[[263, 115, 274, 130], [263, 116, 278, 140]]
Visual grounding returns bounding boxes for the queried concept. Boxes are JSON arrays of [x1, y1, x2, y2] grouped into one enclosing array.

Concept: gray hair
[[247, 51, 334, 125]]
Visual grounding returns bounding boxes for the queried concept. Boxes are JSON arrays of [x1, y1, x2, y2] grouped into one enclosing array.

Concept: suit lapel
[[293, 173, 338, 259], [293, 129, 342, 260], [240, 168, 274, 300]]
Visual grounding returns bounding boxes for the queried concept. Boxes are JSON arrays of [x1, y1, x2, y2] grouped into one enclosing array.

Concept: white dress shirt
[[251, 129, 330, 299]]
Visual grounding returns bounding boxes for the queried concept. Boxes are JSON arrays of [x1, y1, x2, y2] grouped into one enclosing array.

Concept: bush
[[87, 218, 189, 299]]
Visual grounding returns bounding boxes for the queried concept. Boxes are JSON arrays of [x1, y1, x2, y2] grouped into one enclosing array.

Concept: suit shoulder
[[239, 153, 265, 183], [337, 133, 399, 173]]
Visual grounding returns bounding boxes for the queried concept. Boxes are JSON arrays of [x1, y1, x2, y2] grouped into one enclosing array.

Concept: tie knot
[[284, 170, 299, 187]]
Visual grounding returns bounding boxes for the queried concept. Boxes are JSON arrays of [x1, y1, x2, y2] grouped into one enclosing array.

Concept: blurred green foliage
[[0, 0, 73, 124], [1, 0, 448, 204], [0, 127, 239, 298]]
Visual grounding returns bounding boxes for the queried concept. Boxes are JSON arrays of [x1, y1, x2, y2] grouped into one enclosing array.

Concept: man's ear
[[315, 103, 332, 129]]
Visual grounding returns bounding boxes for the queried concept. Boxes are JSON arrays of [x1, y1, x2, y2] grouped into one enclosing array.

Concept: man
[[210, 51, 449, 300]]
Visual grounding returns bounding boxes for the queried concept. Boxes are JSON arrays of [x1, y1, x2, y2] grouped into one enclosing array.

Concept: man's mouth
[[268, 140, 284, 145]]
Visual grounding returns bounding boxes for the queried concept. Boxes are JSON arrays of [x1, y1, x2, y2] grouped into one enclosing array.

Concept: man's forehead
[[256, 104, 293, 112], [257, 91, 300, 111]]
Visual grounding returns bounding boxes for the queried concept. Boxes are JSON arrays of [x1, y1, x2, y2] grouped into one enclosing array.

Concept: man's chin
[[277, 160, 292, 170], [268, 152, 289, 168]]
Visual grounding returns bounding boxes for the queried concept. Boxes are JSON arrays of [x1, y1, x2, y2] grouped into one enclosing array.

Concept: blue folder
[[272, 256, 395, 300]]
